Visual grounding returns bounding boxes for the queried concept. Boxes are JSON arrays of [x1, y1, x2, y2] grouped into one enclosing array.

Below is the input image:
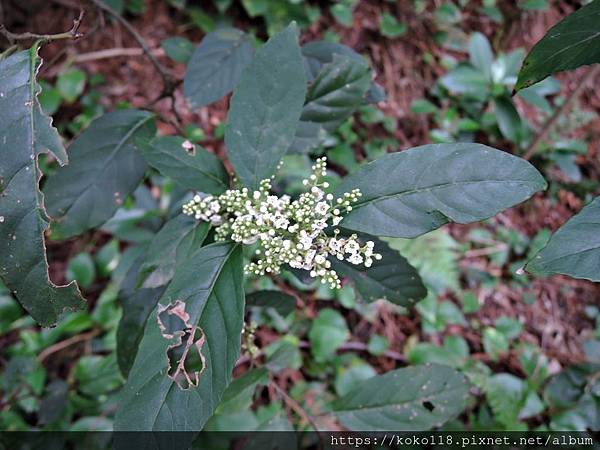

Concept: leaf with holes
[[44, 110, 156, 239], [0, 47, 84, 327], [114, 242, 244, 431], [141, 136, 229, 194], [184, 27, 254, 109], [335, 143, 546, 238], [332, 364, 469, 431], [515, 0, 600, 90], [225, 23, 306, 190], [526, 196, 600, 282]]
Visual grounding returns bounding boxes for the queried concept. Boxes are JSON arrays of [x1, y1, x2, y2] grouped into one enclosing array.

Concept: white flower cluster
[[182, 157, 382, 289]]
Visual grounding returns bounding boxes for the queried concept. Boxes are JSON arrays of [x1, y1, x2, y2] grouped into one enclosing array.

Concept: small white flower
[[210, 201, 220, 213], [181, 158, 373, 289], [315, 201, 329, 215], [328, 238, 341, 253], [273, 217, 289, 229], [344, 240, 360, 254], [348, 253, 363, 265]]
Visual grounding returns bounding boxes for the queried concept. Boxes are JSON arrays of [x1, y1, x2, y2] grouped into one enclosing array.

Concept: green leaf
[[515, 0, 600, 90], [304, 42, 384, 109], [544, 363, 600, 409], [309, 308, 349, 363], [56, 68, 86, 103], [526, 196, 600, 281], [482, 327, 509, 361], [66, 253, 96, 289], [495, 316, 523, 340], [468, 32, 494, 79], [95, 239, 121, 278], [301, 40, 365, 81], [116, 286, 165, 377], [335, 363, 377, 396], [367, 335, 389, 356], [407, 336, 469, 368], [483, 373, 526, 428], [138, 215, 210, 289], [38, 380, 69, 425], [331, 237, 427, 306], [216, 368, 268, 414], [161, 37, 194, 64], [335, 143, 547, 238], [494, 96, 522, 143], [439, 65, 489, 97], [44, 110, 156, 238], [225, 23, 307, 190], [38, 81, 61, 116], [70, 417, 113, 432], [241, 0, 268, 17], [332, 364, 469, 431], [0, 48, 84, 327], [245, 290, 296, 316], [114, 242, 244, 431], [141, 136, 229, 194], [380, 13, 407, 38], [519, 0, 548, 10], [330, 1, 355, 27], [184, 27, 254, 108], [386, 229, 462, 294], [265, 335, 302, 373], [291, 54, 371, 153], [74, 354, 123, 396], [411, 99, 438, 115], [435, 2, 462, 26]]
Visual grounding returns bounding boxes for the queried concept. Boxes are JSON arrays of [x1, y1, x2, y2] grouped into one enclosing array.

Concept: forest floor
[[3, 0, 600, 375]]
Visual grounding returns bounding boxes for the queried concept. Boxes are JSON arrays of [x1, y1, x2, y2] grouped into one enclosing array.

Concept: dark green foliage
[[44, 109, 156, 238], [515, 0, 600, 90], [0, 47, 85, 327], [336, 143, 546, 238]]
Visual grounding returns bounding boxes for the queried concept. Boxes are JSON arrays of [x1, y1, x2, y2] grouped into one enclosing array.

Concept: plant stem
[[0, 9, 84, 44], [37, 328, 101, 363], [270, 379, 324, 441], [523, 65, 600, 160], [90, 0, 175, 97]]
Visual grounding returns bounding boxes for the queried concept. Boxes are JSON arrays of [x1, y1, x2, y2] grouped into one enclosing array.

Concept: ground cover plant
[[0, 0, 599, 436]]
